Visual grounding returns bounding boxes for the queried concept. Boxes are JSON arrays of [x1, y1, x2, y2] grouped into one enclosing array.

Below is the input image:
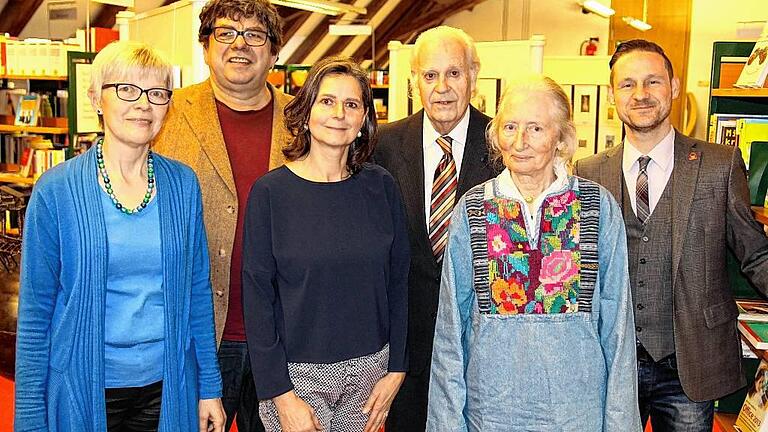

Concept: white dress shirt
[[423, 108, 470, 229], [497, 164, 570, 244], [622, 127, 675, 218]]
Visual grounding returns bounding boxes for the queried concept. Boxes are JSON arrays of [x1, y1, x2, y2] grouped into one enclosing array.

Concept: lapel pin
[[688, 152, 700, 161]]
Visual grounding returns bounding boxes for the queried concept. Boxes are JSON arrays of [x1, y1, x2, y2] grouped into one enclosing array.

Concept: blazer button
[[639, 258, 646, 264], [219, 249, 227, 257], [636, 326, 643, 332], [226, 205, 235, 214], [637, 303, 644, 310], [215, 290, 224, 297]]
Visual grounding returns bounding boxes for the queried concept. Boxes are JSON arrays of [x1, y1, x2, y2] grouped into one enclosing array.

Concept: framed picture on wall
[[471, 78, 501, 117]]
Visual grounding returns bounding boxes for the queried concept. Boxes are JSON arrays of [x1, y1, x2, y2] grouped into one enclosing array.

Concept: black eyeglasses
[[211, 27, 270, 47], [101, 83, 173, 105]]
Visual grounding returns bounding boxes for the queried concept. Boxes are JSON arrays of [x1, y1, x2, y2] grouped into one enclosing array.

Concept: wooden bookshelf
[[0, 74, 67, 81], [0, 124, 68, 134], [0, 172, 35, 185], [711, 88, 768, 98]]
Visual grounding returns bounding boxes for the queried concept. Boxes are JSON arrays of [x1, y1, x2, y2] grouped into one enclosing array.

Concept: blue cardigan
[[14, 147, 222, 431]]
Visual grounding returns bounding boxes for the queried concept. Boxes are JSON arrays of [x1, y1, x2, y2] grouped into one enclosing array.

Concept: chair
[[0, 185, 29, 272]]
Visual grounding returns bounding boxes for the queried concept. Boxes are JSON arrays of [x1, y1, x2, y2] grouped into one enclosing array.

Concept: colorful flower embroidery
[[484, 190, 581, 315]]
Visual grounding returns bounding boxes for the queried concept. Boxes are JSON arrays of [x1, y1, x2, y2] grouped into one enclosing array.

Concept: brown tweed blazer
[[152, 79, 293, 343], [574, 131, 768, 401]]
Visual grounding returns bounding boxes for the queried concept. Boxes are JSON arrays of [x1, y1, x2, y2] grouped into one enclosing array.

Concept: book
[[14, 94, 40, 126], [736, 36, 768, 88], [748, 142, 768, 206], [738, 119, 768, 168], [709, 114, 768, 143], [739, 320, 768, 351], [18, 148, 34, 178], [739, 299, 768, 323], [735, 359, 768, 431]]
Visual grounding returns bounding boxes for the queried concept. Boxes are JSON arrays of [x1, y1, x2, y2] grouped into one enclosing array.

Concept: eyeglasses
[[101, 83, 173, 105], [211, 27, 270, 47]]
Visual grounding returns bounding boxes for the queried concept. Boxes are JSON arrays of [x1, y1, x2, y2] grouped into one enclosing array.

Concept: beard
[[620, 99, 671, 134]]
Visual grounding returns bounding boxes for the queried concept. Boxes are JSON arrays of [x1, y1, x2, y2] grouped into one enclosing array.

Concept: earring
[[303, 123, 308, 130], [96, 109, 103, 115], [357, 131, 362, 138]]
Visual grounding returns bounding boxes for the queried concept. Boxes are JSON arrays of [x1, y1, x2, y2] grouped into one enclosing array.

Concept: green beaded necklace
[[96, 140, 155, 215]]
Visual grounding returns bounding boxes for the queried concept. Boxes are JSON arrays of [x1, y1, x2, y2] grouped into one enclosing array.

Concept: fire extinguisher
[[580, 37, 599, 56]]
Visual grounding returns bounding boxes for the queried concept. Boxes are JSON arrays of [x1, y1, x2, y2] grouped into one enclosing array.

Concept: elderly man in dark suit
[[374, 26, 498, 432], [574, 39, 768, 432]]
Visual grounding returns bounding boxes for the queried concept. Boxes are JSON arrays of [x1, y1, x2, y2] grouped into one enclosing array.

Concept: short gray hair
[[486, 75, 576, 170], [410, 25, 480, 79], [89, 41, 173, 102]]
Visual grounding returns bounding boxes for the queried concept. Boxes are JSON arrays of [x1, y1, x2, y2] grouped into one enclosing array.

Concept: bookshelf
[[1, 75, 67, 81], [0, 125, 67, 134], [712, 88, 768, 98]]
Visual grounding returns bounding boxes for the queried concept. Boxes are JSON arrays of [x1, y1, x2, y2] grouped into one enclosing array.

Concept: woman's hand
[[273, 390, 323, 432], [198, 398, 226, 432], [362, 372, 406, 432]]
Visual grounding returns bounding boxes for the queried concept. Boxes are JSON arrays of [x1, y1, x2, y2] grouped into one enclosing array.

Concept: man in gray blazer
[[574, 39, 768, 431], [374, 26, 498, 432]]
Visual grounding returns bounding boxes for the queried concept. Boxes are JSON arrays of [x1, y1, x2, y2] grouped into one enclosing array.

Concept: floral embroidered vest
[[465, 178, 601, 316]]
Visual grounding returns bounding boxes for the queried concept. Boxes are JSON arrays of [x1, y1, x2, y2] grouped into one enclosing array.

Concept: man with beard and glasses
[[153, 1, 292, 431], [574, 39, 768, 432]]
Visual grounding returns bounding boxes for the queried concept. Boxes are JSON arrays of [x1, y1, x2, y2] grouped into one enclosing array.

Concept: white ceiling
[[1, 0, 167, 40]]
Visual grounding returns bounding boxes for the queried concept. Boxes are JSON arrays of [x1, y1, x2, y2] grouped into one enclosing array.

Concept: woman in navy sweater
[[14, 41, 224, 431], [242, 56, 409, 432]]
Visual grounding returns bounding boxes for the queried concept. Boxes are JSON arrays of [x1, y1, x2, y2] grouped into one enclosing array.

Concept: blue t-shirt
[[101, 189, 164, 388]]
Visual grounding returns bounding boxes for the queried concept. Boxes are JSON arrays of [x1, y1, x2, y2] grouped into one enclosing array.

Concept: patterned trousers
[[259, 345, 389, 432]]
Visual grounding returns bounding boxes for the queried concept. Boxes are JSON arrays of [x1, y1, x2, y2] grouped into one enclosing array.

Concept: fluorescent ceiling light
[[271, 0, 366, 16], [623, 16, 652, 31], [328, 24, 372, 36], [580, 1, 615, 18]]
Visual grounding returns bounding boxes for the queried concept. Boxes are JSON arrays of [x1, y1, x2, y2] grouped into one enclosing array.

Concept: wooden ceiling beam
[[283, 11, 312, 43], [0, 0, 45, 36], [317, 0, 388, 59], [284, 0, 355, 64], [91, 5, 126, 29], [350, 1, 426, 65]]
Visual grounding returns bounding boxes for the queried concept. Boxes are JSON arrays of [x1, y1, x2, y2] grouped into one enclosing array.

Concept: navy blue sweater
[[242, 164, 410, 399]]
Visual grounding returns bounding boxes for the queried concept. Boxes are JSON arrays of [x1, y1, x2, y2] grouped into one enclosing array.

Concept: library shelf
[[0, 75, 67, 81], [711, 88, 768, 98], [0, 124, 68, 134], [0, 172, 35, 185]]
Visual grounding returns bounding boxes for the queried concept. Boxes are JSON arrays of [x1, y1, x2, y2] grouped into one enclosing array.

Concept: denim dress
[[427, 172, 641, 432]]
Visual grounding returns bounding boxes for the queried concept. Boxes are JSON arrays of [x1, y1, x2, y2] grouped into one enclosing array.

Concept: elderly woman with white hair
[[426, 76, 641, 431], [14, 40, 225, 432]]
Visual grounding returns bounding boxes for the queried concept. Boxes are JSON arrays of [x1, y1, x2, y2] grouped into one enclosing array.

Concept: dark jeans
[[219, 339, 265, 432], [637, 346, 714, 432], [105, 380, 162, 432]]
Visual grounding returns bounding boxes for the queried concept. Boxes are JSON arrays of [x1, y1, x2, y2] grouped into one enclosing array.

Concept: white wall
[[686, 0, 767, 140], [445, 0, 611, 56]]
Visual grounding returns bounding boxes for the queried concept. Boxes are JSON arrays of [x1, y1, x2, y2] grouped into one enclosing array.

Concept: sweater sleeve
[[188, 180, 223, 400], [385, 175, 410, 372], [242, 182, 292, 400], [15, 183, 61, 431], [596, 188, 642, 432]]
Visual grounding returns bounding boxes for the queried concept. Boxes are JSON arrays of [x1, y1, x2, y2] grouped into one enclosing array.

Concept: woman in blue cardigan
[[14, 41, 224, 431]]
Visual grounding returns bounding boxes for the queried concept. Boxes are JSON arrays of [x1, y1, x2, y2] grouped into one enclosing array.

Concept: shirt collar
[[497, 163, 570, 203], [422, 107, 471, 150], [622, 127, 675, 172]]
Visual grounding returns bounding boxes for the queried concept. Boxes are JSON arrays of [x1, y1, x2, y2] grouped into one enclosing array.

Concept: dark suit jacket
[[374, 106, 498, 375], [574, 130, 768, 401]]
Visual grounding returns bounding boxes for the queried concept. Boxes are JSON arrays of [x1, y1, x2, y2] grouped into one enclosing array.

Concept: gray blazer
[[574, 130, 768, 401]]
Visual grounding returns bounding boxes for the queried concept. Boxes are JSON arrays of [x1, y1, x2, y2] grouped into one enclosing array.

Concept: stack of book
[[736, 299, 768, 431]]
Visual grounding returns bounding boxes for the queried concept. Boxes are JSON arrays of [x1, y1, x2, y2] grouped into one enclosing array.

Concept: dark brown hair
[[609, 39, 673, 84], [198, 0, 283, 55], [283, 56, 377, 174]]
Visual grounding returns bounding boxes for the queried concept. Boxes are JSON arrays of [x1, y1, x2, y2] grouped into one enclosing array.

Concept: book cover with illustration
[[736, 360, 768, 431], [740, 321, 768, 351], [14, 94, 40, 126]]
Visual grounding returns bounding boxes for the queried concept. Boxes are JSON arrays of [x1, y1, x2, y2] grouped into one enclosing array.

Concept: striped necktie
[[636, 155, 651, 223], [429, 135, 458, 261]]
